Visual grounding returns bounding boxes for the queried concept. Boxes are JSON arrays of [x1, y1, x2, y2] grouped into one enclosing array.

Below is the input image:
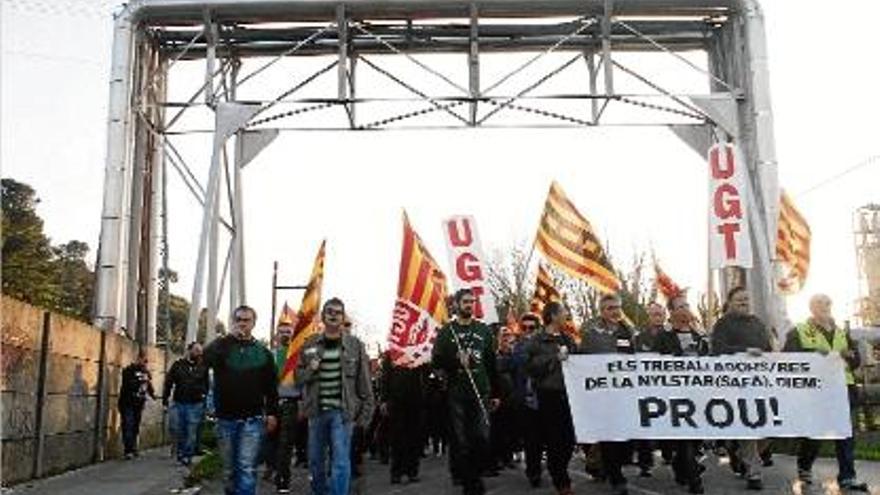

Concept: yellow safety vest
[[796, 322, 854, 385]]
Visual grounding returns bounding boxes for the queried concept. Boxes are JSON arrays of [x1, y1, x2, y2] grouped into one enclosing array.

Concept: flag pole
[[270, 260, 278, 348]]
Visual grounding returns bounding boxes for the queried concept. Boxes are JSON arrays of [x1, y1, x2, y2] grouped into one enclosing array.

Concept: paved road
[[9, 446, 880, 495], [281, 450, 879, 495]]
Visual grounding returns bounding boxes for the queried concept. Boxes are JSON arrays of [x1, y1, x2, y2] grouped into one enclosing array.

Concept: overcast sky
[[3, 0, 878, 347]]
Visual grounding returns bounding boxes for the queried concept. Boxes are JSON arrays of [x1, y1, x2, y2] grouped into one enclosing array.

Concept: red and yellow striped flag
[[776, 190, 811, 294], [279, 240, 326, 385], [530, 263, 563, 313], [534, 181, 621, 294], [387, 213, 448, 368], [653, 259, 685, 303], [530, 263, 581, 344], [276, 302, 297, 329]]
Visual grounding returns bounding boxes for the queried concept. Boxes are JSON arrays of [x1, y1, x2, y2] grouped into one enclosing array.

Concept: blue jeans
[[217, 417, 264, 495], [174, 402, 204, 463], [308, 409, 353, 495]]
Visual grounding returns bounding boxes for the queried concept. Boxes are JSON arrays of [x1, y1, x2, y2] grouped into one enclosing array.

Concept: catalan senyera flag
[[279, 240, 326, 386], [530, 263, 563, 313], [535, 181, 621, 294], [530, 263, 581, 344], [653, 258, 685, 302], [276, 302, 297, 329], [388, 213, 449, 368], [776, 190, 811, 294]]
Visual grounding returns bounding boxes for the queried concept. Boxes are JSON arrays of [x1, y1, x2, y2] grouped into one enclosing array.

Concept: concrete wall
[[1, 297, 178, 486]]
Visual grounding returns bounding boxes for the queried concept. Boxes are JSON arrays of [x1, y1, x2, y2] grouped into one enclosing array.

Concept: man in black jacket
[[580, 294, 634, 495], [524, 302, 577, 495], [431, 288, 499, 495], [118, 349, 157, 459], [710, 287, 772, 491], [655, 295, 708, 494], [163, 342, 209, 466], [633, 301, 668, 477], [204, 305, 279, 495], [380, 353, 426, 484]]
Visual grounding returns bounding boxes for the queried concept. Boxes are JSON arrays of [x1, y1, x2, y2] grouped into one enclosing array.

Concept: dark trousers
[[390, 401, 424, 478], [519, 405, 544, 481], [797, 384, 858, 482], [490, 404, 517, 468], [537, 390, 575, 490], [449, 396, 490, 495], [295, 417, 308, 464], [666, 440, 700, 484], [273, 400, 299, 486], [600, 441, 630, 487], [634, 440, 655, 471], [121, 405, 144, 455]]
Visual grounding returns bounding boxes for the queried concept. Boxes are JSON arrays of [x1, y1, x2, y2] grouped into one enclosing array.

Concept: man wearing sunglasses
[[203, 305, 279, 495], [296, 298, 374, 495]]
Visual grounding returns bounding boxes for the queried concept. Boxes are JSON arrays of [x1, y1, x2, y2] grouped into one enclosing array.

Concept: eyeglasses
[[521, 324, 536, 331], [324, 308, 343, 316]]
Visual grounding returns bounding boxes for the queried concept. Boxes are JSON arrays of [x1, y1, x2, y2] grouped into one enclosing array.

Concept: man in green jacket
[[783, 294, 868, 492], [431, 288, 499, 495]]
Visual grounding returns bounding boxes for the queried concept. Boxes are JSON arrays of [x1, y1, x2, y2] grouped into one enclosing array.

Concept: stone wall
[[1, 297, 178, 486]]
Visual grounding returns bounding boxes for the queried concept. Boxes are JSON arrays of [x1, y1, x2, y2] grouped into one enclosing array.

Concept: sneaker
[[797, 469, 813, 485], [124, 453, 134, 460], [746, 478, 763, 491], [839, 479, 869, 492]]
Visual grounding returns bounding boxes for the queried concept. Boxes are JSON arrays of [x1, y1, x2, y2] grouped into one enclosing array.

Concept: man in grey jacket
[[296, 298, 374, 495]]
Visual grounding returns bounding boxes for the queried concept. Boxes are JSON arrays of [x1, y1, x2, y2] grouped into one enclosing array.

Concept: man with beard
[[524, 302, 577, 495], [431, 288, 499, 495], [580, 294, 635, 495]]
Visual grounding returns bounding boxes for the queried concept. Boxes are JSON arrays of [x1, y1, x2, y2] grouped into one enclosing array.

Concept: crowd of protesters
[[116, 287, 871, 495]]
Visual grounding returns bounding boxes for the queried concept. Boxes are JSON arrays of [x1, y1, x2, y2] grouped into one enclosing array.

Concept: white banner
[[442, 215, 498, 323], [708, 142, 753, 268], [562, 353, 851, 442]]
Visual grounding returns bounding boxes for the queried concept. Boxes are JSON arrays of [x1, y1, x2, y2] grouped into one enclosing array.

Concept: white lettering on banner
[[442, 216, 498, 323], [708, 142, 753, 268], [562, 353, 851, 442]]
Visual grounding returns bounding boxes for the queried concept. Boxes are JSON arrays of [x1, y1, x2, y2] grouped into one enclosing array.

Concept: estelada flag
[[776, 190, 811, 294], [387, 212, 448, 368], [534, 181, 621, 294], [530, 263, 581, 344], [279, 240, 326, 385]]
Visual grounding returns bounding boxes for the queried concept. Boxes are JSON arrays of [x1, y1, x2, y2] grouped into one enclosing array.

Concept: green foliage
[[2, 178, 61, 309], [53, 240, 95, 321]]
